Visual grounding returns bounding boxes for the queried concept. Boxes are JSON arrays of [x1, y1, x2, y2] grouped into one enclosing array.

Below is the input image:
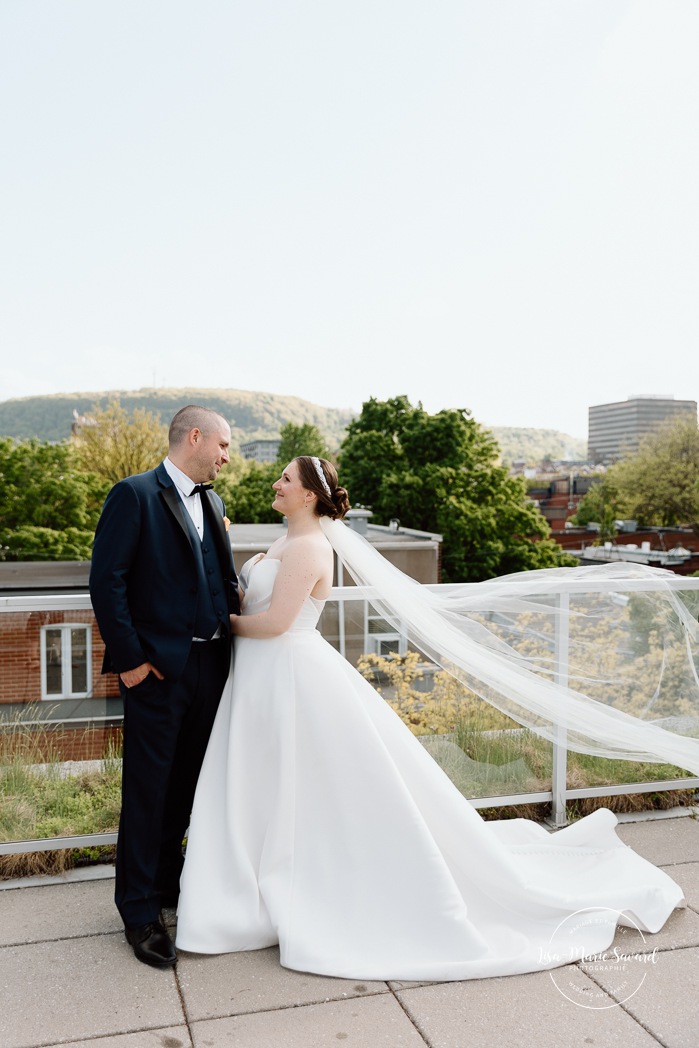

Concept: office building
[[588, 395, 697, 464], [240, 439, 281, 463]]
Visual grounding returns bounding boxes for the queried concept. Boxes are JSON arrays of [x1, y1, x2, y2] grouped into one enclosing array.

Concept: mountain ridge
[[0, 388, 587, 464], [0, 387, 355, 451]]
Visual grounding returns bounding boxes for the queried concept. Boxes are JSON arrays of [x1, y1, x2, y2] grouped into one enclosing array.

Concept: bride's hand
[[230, 613, 241, 635]]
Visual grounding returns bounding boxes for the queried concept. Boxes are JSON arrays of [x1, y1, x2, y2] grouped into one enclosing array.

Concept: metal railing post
[[336, 558, 346, 659], [550, 590, 570, 827]]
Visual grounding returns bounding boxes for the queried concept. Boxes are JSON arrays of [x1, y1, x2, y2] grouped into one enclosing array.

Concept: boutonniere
[[223, 516, 230, 532]]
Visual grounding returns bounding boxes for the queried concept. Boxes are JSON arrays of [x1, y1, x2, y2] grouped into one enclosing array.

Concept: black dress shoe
[[125, 918, 177, 968]]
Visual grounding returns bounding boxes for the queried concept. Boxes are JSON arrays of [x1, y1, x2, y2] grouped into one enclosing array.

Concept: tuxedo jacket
[[89, 462, 240, 681]]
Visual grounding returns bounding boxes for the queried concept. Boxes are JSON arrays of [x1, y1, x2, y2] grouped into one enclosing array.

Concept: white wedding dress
[[175, 555, 684, 980]]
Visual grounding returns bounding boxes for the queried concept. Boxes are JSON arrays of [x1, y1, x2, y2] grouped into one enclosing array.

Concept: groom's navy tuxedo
[[90, 461, 240, 927]]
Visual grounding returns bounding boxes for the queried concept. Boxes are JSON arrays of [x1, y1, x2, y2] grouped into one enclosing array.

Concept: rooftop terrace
[[1, 812, 698, 1048]]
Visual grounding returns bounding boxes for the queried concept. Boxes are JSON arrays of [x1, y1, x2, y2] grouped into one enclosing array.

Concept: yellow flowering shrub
[[357, 651, 517, 736]]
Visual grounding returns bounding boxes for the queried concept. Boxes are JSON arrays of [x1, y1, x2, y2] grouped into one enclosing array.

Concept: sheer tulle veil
[[319, 517, 699, 775]]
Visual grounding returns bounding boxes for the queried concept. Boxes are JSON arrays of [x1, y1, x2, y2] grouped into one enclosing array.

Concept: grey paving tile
[[40, 1029, 192, 1048], [396, 967, 660, 1048], [0, 878, 120, 946], [0, 864, 115, 891], [190, 994, 427, 1048], [0, 933, 184, 1048], [665, 860, 699, 911], [178, 945, 388, 1022], [388, 979, 436, 991], [616, 817, 699, 865], [608, 900, 699, 954], [585, 945, 699, 1048]]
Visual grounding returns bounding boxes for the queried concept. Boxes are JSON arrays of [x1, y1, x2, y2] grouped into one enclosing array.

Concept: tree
[[571, 417, 699, 535], [339, 397, 576, 582], [225, 463, 279, 524], [216, 424, 331, 524], [1, 525, 100, 561], [211, 451, 251, 511], [0, 438, 107, 560], [611, 416, 699, 530], [276, 422, 329, 464], [569, 475, 622, 543], [72, 399, 168, 484], [340, 396, 411, 507]]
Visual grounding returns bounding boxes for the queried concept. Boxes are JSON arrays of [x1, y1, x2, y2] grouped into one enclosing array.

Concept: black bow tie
[[190, 483, 214, 497]]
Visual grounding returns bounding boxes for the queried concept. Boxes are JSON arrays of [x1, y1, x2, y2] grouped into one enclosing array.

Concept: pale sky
[[1, 0, 697, 439]]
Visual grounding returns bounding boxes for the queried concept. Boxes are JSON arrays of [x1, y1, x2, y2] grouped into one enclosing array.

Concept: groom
[[90, 404, 239, 968]]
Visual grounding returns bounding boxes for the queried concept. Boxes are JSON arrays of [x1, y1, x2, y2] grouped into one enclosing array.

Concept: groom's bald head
[[168, 405, 228, 449]]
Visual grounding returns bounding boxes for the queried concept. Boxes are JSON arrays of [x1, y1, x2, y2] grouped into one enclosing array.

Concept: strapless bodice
[[239, 556, 324, 632]]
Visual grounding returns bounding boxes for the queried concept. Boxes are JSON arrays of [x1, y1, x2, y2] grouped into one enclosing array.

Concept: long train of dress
[[175, 556, 684, 981]]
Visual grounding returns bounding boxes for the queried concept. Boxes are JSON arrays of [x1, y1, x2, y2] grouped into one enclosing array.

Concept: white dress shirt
[[162, 457, 223, 641], [163, 457, 205, 539]]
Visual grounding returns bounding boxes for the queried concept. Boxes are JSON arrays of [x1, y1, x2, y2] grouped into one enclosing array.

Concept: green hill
[[489, 427, 587, 466], [0, 388, 355, 451], [0, 389, 586, 465]]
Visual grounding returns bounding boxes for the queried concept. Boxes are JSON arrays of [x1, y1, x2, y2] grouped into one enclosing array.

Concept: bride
[[175, 456, 694, 980]]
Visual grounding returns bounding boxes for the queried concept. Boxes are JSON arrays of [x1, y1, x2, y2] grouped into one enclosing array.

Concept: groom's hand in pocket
[[120, 662, 165, 688]]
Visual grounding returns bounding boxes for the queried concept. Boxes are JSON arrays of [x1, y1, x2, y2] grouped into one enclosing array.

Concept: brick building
[[550, 525, 699, 575], [526, 474, 598, 531], [0, 563, 121, 760], [0, 515, 442, 759]]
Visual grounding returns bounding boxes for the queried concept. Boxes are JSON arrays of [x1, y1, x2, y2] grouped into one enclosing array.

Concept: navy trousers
[[115, 637, 230, 928]]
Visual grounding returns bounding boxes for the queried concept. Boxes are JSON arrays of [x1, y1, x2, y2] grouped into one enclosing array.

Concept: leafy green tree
[[340, 396, 411, 509], [1, 525, 98, 561], [71, 399, 168, 485], [225, 463, 279, 524], [340, 397, 576, 582], [276, 422, 329, 464], [571, 417, 699, 536], [611, 416, 699, 530], [218, 424, 331, 524], [0, 438, 107, 560], [211, 451, 251, 510], [569, 475, 622, 543]]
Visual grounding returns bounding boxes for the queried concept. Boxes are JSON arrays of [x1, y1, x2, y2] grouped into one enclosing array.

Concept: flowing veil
[[320, 517, 699, 775]]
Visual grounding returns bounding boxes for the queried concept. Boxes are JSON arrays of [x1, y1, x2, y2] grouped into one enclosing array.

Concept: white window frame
[[40, 623, 92, 700], [363, 602, 407, 657]]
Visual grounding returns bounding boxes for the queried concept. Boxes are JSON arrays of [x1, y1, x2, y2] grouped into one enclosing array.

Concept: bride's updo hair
[[294, 456, 350, 520]]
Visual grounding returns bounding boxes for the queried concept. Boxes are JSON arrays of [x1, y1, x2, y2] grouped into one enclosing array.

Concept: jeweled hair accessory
[[311, 456, 332, 497]]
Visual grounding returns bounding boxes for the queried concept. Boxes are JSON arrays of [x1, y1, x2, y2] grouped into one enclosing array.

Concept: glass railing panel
[[353, 647, 554, 805], [1, 597, 123, 862], [3, 582, 699, 861], [557, 586, 698, 813]]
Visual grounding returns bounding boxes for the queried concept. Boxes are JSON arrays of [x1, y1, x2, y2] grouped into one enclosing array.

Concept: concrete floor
[[1, 814, 698, 1048]]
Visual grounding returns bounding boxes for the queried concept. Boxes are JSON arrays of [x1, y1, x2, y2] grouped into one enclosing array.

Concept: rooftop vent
[[345, 507, 373, 535]]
